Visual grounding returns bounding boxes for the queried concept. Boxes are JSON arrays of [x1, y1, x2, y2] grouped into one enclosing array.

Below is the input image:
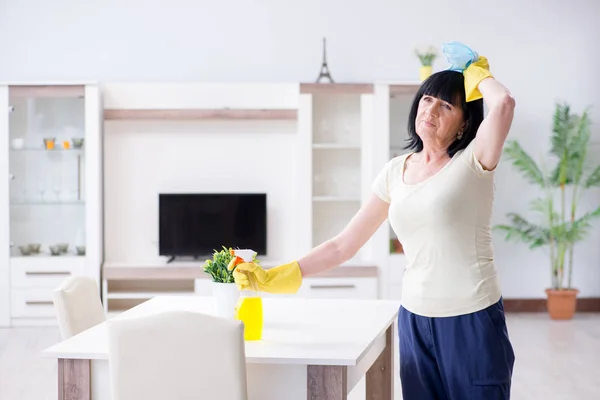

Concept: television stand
[[166, 255, 205, 264]]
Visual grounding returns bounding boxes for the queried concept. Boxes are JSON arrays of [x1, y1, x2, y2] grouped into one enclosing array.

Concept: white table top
[[42, 296, 401, 366]]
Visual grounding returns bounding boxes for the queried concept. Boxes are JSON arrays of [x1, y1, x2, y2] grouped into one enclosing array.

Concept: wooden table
[[42, 295, 400, 400]]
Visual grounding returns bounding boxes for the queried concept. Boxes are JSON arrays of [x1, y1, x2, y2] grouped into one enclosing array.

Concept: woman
[[233, 42, 516, 399]]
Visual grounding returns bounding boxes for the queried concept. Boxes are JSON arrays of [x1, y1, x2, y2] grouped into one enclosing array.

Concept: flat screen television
[[159, 193, 267, 262]]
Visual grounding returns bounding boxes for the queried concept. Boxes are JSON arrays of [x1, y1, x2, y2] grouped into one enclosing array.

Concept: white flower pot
[[212, 282, 240, 319]]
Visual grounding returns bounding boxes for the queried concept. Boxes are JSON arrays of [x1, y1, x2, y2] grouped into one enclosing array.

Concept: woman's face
[[415, 94, 465, 147]]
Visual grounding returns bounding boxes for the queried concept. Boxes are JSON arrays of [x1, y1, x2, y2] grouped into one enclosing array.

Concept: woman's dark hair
[[404, 70, 484, 157]]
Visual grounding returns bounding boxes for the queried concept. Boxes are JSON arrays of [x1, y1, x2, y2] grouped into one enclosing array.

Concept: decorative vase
[[419, 65, 433, 81], [212, 282, 240, 319], [545, 288, 579, 320]]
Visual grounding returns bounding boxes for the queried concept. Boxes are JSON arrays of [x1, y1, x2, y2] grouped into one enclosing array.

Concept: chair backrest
[[107, 310, 248, 400], [53, 276, 106, 339]]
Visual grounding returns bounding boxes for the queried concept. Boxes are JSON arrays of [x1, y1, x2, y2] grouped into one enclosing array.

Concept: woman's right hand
[[231, 262, 268, 291], [233, 261, 303, 294]]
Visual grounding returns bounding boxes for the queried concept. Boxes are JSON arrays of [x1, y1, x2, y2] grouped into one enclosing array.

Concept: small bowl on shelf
[[72, 138, 84, 149], [56, 243, 69, 254], [76, 246, 86, 256], [27, 243, 41, 254], [49, 245, 61, 256], [19, 246, 32, 256]]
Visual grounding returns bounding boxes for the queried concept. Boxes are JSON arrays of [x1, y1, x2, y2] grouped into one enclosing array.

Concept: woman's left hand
[[442, 41, 479, 72], [443, 41, 493, 102]]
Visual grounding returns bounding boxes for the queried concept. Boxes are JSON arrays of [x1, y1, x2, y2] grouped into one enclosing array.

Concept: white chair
[[107, 310, 248, 400], [53, 276, 106, 339]]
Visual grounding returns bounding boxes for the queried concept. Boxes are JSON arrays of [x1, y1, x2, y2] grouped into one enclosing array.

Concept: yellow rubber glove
[[463, 56, 493, 102], [231, 261, 303, 294]]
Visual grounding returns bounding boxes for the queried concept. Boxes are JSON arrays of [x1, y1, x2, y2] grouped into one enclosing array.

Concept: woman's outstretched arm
[[297, 193, 390, 277]]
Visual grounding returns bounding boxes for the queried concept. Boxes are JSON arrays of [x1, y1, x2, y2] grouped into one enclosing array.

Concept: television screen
[[159, 193, 267, 259]]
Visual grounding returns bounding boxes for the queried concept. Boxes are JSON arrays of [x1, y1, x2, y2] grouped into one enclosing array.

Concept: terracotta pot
[[545, 288, 579, 320], [394, 240, 404, 254]]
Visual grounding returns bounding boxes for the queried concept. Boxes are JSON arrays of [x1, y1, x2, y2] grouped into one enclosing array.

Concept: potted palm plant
[[495, 103, 600, 320]]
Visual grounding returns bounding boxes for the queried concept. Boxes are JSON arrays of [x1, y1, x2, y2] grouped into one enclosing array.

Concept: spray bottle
[[233, 249, 263, 341]]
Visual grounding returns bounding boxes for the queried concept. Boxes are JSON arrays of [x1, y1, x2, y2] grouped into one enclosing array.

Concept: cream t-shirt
[[373, 139, 502, 317]]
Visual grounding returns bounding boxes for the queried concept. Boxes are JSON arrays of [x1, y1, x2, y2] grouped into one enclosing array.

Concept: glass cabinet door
[[8, 86, 87, 258]]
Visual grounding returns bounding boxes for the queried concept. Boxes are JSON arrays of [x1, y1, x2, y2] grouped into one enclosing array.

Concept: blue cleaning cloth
[[442, 41, 479, 72]]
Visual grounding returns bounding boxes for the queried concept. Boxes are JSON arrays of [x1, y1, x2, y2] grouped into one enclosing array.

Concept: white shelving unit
[[296, 84, 376, 264], [0, 83, 104, 327], [294, 82, 423, 300]]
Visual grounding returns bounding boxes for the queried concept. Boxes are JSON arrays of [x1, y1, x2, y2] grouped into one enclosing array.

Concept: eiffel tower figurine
[[315, 37, 334, 83]]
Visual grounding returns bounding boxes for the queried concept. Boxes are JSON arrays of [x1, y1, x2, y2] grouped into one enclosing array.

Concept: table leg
[[366, 325, 393, 400], [58, 359, 91, 400], [307, 365, 347, 400]]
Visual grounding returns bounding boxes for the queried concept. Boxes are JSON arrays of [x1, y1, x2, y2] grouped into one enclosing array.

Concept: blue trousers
[[398, 299, 515, 400]]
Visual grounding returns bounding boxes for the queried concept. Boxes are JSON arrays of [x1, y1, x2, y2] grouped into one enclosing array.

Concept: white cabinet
[[296, 84, 378, 264], [297, 277, 378, 299], [0, 84, 104, 327], [198, 275, 379, 300]]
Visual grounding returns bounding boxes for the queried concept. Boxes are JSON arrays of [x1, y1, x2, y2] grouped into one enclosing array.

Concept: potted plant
[[495, 103, 600, 320], [415, 46, 437, 81], [203, 247, 260, 319], [203, 246, 239, 319]]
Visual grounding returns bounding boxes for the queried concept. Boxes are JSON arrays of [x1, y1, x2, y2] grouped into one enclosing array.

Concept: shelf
[[314, 265, 378, 278], [10, 200, 85, 206], [389, 83, 421, 96], [106, 291, 194, 300], [300, 83, 374, 95], [10, 254, 85, 260], [102, 264, 378, 280], [313, 196, 360, 202], [103, 265, 206, 280], [10, 147, 84, 153], [103, 108, 298, 121], [9, 85, 85, 98], [312, 143, 360, 150]]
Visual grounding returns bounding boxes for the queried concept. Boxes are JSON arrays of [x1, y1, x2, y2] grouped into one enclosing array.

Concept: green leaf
[[547, 106, 592, 187], [550, 103, 574, 157], [201, 246, 261, 283], [563, 206, 600, 245], [584, 165, 600, 188], [493, 213, 550, 249], [503, 140, 545, 186], [530, 197, 560, 224]]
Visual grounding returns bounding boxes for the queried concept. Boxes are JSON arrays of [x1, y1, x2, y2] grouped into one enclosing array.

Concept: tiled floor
[[1, 313, 599, 399]]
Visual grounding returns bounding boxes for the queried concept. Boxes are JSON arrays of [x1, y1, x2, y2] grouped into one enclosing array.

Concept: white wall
[[2, 0, 600, 297], [103, 119, 298, 264]]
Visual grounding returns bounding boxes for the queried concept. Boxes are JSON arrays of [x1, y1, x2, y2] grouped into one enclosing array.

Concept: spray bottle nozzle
[[234, 249, 257, 263]]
